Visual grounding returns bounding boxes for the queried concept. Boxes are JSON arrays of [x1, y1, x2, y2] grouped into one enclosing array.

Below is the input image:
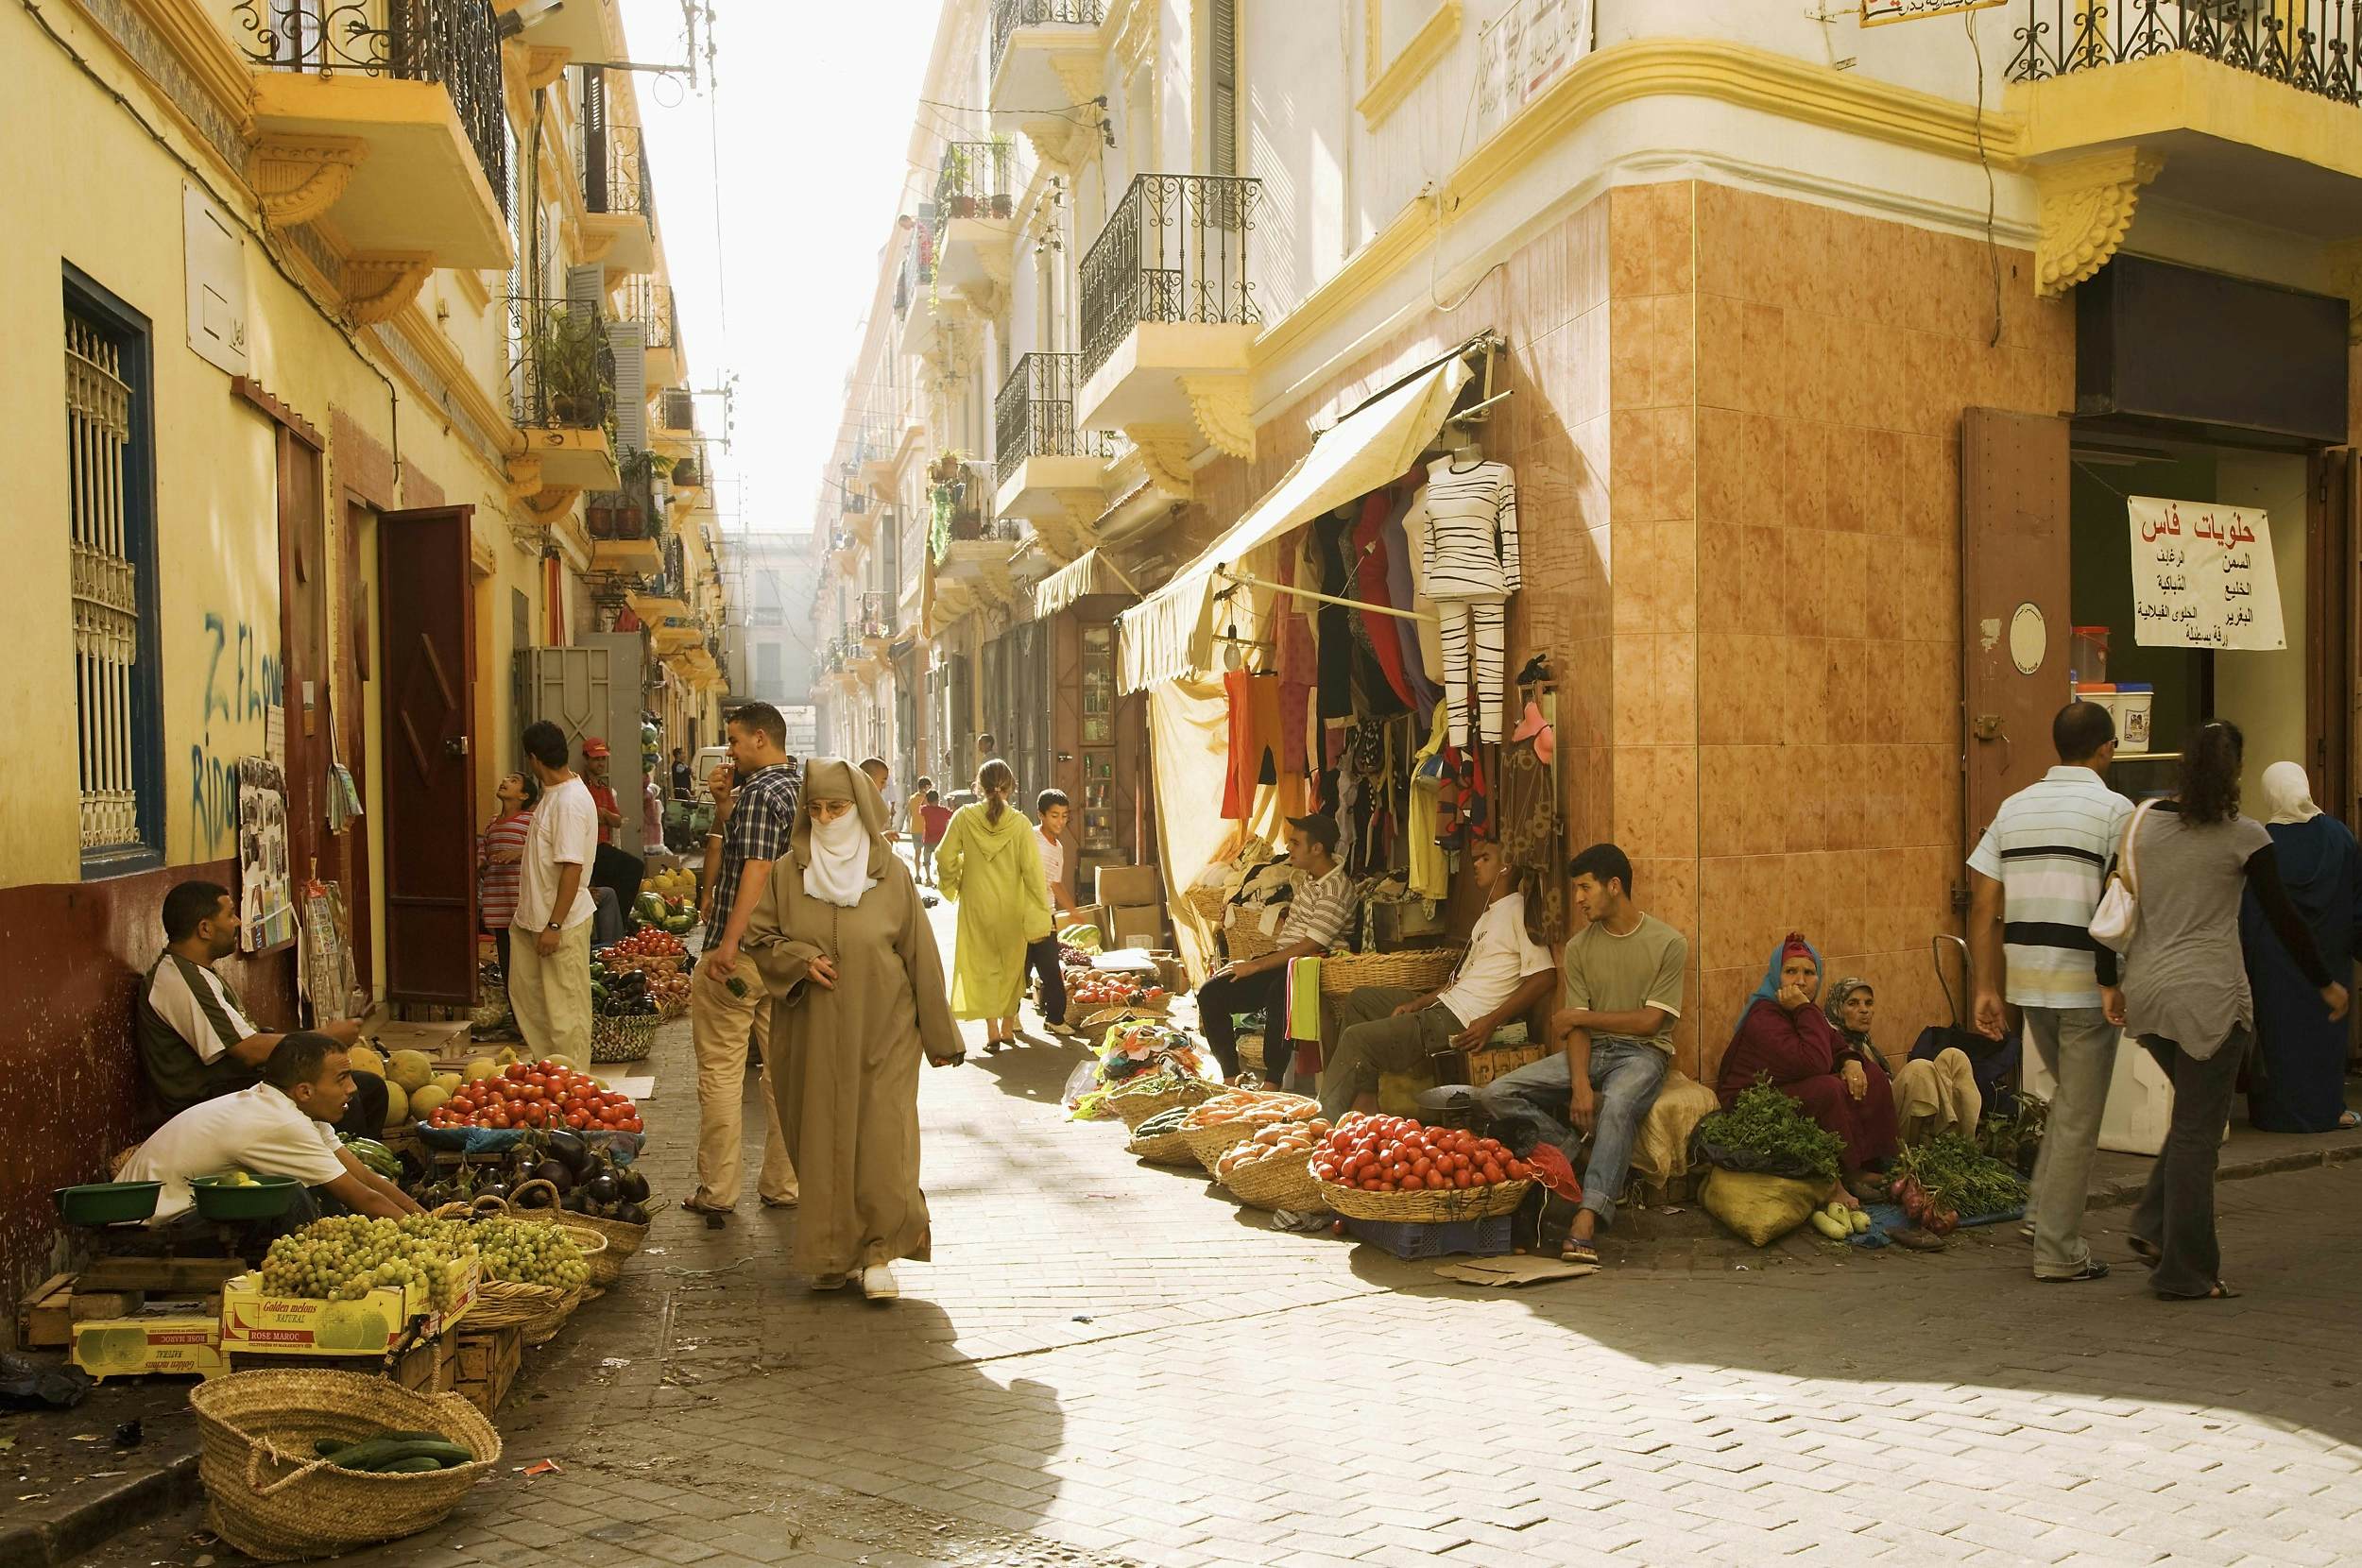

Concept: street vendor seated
[[137, 879, 385, 1139], [1716, 933, 1898, 1202], [1198, 813, 1354, 1088], [1321, 839, 1556, 1121], [120, 1032, 420, 1238]]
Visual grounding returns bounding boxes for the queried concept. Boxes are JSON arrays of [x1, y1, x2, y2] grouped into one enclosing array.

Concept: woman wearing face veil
[[743, 758, 965, 1302]]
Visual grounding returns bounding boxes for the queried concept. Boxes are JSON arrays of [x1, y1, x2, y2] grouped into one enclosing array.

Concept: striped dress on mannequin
[[1414, 456, 1520, 746]]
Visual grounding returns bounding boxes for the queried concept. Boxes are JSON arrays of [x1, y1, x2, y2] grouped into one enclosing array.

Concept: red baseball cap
[[582, 737, 610, 758]]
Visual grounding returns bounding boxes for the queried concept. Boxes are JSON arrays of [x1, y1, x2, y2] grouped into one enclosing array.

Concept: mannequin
[[1415, 426, 1519, 746]]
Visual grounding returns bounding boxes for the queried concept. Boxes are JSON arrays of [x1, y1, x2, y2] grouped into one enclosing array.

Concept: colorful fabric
[[1222, 670, 1282, 819], [1417, 457, 1521, 597], [1717, 937, 1898, 1176], [1352, 489, 1415, 708], [1287, 955, 1323, 1041]]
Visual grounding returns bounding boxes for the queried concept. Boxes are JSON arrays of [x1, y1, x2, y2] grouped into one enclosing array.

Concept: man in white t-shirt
[[1321, 839, 1557, 1121], [510, 721, 600, 1061], [122, 1033, 420, 1232], [1027, 790, 1078, 1038]]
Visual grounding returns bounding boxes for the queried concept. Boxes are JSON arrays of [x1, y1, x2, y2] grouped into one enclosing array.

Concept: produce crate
[[228, 1332, 455, 1394], [1451, 1040, 1548, 1089], [220, 1260, 479, 1355], [72, 1310, 230, 1382], [22, 1258, 248, 1350], [1343, 1214, 1514, 1261], [451, 1324, 523, 1415]]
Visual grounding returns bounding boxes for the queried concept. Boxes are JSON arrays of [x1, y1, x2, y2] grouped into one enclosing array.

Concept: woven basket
[[1222, 1150, 1326, 1212], [191, 1370, 501, 1562], [562, 1209, 650, 1288], [1125, 1127, 1198, 1166], [1105, 1076, 1220, 1129], [1182, 886, 1230, 925], [590, 1013, 657, 1063], [1224, 919, 1279, 963], [1177, 1094, 1318, 1174], [1315, 1176, 1531, 1223], [1317, 946, 1464, 1000], [468, 982, 513, 1036], [442, 1185, 604, 1334]]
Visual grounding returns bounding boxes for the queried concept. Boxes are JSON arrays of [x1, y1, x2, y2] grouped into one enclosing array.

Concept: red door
[[1960, 409, 2072, 856], [378, 505, 478, 1007]]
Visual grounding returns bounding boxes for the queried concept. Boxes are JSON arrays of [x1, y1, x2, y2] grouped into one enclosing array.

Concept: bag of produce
[[1700, 1167, 1827, 1247]]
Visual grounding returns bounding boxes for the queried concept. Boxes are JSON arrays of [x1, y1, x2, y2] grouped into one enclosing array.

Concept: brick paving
[[74, 900, 2362, 1566]]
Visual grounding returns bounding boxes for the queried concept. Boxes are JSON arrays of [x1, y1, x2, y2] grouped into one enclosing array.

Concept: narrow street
[[78, 898, 2362, 1568]]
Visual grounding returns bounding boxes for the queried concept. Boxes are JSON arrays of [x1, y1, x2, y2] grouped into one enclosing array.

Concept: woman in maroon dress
[[1716, 932, 1899, 1199]]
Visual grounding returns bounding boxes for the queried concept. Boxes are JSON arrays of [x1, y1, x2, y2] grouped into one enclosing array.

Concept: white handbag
[[2088, 798, 2158, 955]]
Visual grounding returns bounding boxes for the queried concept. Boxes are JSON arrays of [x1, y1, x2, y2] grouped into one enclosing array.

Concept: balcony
[[988, 1, 1104, 140], [587, 458, 661, 576], [580, 91, 657, 278], [233, 0, 511, 290], [994, 350, 1115, 553], [510, 297, 620, 489], [1076, 174, 1262, 463], [855, 409, 899, 493], [2006, 1, 2362, 295], [933, 141, 1018, 303], [654, 386, 697, 457], [625, 277, 679, 385], [897, 234, 943, 361]]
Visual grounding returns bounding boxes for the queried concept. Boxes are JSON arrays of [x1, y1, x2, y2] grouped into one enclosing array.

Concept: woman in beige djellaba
[[743, 758, 964, 1301]]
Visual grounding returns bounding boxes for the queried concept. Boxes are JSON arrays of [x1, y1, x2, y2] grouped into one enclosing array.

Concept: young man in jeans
[[1968, 700, 2131, 1283], [1479, 844, 1686, 1266]]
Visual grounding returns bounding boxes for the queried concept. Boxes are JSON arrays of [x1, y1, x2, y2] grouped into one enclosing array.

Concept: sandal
[[2036, 1260, 2112, 1283], [2159, 1279, 2241, 1301], [1559, 1236, 1600, 1266], [2127, 1236, 2161, 1269]]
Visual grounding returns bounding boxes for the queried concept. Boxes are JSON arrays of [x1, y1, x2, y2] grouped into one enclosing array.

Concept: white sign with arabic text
[[2128, 495, 2285, 652]]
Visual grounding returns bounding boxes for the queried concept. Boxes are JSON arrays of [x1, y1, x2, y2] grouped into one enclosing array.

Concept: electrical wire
[[1966, 8, 2005, 349]]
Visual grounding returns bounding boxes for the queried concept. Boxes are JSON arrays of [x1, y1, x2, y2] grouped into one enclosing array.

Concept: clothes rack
[[1213, 566, 1439, 624]]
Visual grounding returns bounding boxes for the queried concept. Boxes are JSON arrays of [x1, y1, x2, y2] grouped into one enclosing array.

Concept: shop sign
[[2128, 496, 2285, 652], [1475, 0, 1592, 144], [1859, 0, 2003, 24]]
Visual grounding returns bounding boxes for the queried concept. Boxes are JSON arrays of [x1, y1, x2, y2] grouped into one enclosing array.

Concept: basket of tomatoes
[[420, 1061, 644, 1150], [1311, 1113, 1532, 1222]]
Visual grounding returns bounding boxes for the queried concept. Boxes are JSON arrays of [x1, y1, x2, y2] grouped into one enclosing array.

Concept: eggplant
[[514, 1182, 555, 1210], [615, 1168, 650, 1204], [613, 1202, 649, 1226], [546, 1129, 592, 1175], [530, 1160, 575, 1195], [562, 1190, 590, 1213], [585, 1175, 619, 1205], [478, 1182, 511, 1205]]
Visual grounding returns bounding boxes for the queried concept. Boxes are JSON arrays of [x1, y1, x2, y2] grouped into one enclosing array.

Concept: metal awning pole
[[1213, 567, 1438, 623]]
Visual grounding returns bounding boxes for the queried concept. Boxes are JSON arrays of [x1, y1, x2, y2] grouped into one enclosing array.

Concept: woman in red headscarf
[[1716, 933, 1899, 1195]]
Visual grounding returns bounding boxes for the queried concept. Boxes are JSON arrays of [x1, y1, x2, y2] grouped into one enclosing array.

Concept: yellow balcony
[[236, 1, 513, 280], [591, 534, 661, 575], [993, 351, 1113, 557], [933, 142, 1018, 304], [522, 426, 620, 491], [580, 126, 657, 278], [987, 2, 1104, 140]]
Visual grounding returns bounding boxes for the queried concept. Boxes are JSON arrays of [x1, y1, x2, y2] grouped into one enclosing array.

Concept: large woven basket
[[590, 1013, 657, 1063], [1222, 1151, 1325, 1212], [465, 1279, 579, 1345], [190, 1369, 502, 1562], [1224, 919, 1279, 963], [562, 1209, 650, 1288], [1183, 886, 1230, 926], [1105, 1075, 1220, 1129], [1177, 1093, 1318, 1175], [1125, 1126, 1198, 1166], [1317, 946, 1464, 1000], [1315, 1176, 1531, 1223]]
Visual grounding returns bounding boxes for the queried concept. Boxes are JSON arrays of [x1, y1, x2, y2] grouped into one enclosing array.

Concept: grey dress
[[2118, 810, 2271, 1057]]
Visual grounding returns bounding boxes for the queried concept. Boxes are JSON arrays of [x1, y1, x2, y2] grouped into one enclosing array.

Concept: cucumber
[[1808, 1210, 1850, 1239], [324, 1437, 473, 1472], [376, 1456, 451, 1474], [1850, 1209, 1873, 1234]]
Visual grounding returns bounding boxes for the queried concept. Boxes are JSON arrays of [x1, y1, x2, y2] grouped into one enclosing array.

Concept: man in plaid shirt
[[684, 702, 802, 1218], [1197, 814, 1352, 1089]]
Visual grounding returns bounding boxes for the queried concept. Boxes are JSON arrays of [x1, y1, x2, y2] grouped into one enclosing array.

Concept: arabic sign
[[2128, 496, 2285, 653], [1860, 0, 2003, 24], [1475, 0, 1593, 145]]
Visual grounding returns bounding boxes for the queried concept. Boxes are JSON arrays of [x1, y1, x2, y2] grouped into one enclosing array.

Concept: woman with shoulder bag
[[2094, 722, 2348, 1301]]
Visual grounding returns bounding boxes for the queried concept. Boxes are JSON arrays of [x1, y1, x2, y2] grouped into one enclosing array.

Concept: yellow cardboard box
[[219, 1261, 477, 1355], [72, 1314, 228, 1382]]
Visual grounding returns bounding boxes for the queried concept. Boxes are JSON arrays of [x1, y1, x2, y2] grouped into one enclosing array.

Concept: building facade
[[2, 0, 729, 1307]]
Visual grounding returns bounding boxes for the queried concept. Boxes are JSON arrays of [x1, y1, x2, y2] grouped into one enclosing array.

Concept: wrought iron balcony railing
[[625, 277, 676, 349], [994, 351, 1116, 488], [231, 0, 509, 216], [860, 590, 893, 639], [510, 297, 614, 431], [897, 231, 937, 315], [925, 457, 1001, 562], [584, 120, 656, 218], [989, 0, 1105, 80], [1079, 173, 1262, 382], [933, 140, 1015, 236], [588, 458, 659, 544], [2008, 0, 2362, 105]]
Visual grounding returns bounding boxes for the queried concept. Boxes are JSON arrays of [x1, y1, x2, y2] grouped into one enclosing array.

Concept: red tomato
[[504, 1064, 529, 1082], [566, 1111, 588, 1129], [622, 1115, 642, 1132]]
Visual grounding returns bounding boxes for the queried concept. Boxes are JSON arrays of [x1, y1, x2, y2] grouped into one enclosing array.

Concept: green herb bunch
[[1695, 1081, 1846, 1183], [1895, 1131, 2028, 1217]]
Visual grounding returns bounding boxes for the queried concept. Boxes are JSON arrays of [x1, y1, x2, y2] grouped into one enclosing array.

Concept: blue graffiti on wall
[[189, 612, 282, 857]]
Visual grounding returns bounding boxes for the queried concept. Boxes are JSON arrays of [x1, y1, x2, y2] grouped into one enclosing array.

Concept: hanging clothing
[[1275, 546, 1317, 775], [743, 758, 961, 1278], [1309, 514, 1359, 722], [1221, 670, 1282, 818], [2241, 808, 2362, 1132], [1498, 707, 1565, 943], [1437, 599, 1509, 747], [1418, 457, 1519, 747], [1397, 494, 1449, 680], [1406, 702, 1451, 901], [934, 797, 1053, 1020], [1380, 486, 1440, 714], [1351, 490, 1416, 710], [1716, 935, 1899, 1176]]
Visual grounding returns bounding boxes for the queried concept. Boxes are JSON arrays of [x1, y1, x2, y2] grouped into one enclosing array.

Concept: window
[[64, 267, 163, 876], [756, 640, 782, 693], [1207, 0, 1238, 179]]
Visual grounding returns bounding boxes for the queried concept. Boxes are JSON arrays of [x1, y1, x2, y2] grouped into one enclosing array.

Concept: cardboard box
[[1107, 902, 1163, 949], [1094, 864, 1162, 908], [72, 1311, 228, 1382], [220, 1259, 478, 1355]]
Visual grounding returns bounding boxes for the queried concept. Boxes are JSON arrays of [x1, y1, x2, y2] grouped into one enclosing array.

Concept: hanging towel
[[1287, 954, 1326, 1079]]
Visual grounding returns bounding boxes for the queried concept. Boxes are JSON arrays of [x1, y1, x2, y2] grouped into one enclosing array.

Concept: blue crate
[[1343, 1213, 1514, 1260]]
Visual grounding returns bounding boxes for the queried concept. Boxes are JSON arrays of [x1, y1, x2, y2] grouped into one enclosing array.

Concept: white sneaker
[[861, 1263, 899, 1302]]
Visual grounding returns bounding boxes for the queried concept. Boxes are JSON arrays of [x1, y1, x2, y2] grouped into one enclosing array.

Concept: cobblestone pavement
[[79, 899, 2362, 1567]]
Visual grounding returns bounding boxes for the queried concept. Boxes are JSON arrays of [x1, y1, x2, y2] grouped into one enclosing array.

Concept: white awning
[[1116, 357, 1472, 692], [1033, 549, 1138, 621]]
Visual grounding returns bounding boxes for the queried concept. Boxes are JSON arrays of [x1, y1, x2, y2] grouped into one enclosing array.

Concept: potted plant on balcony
[[673, 457, 704, 488], [941, 145, 978, 219], [536, 309, 608, 429], [986, 137, 1015, 219]]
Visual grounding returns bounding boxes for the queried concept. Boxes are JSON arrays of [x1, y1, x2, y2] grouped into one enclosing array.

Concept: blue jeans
[[1479, 1041, 1669, 1230]]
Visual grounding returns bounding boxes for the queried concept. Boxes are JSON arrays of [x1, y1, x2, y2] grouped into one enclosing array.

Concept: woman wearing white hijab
[[2241, 761, 2362, 1133], [743, 758, 964, 1299]]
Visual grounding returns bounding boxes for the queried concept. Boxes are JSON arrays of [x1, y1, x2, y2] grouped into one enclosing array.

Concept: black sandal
[[2127, 1236, 2161, 1269], [2159, 1279, 2240, 1301]]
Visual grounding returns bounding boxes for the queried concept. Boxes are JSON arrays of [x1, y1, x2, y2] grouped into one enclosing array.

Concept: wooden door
[[2307, 449, 2356, 824], [377, 505, 477, 1007], [1960, 409, 2072, 853], [337, 499, 373, 983], [276, 431, 329, 880]]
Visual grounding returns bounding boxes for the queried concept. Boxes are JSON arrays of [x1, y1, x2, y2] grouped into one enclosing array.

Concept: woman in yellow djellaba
[[934, 758, 1053, 1051]]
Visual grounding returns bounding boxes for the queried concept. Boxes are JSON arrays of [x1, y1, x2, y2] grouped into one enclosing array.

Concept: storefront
[[1034, 551, 1149, 889]]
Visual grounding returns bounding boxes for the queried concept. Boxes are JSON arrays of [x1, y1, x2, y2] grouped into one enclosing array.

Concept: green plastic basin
[[53, 1182, 163, 1225], [189, 1173, 304, 1221]]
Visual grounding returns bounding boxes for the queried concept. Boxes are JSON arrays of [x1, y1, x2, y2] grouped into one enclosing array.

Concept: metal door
[[1960, 409, 2071, 855], [377, 505, 477, 1006]]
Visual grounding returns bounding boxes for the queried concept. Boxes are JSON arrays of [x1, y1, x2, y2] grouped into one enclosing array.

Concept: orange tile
[[1656, 407, 1697, 523], [1740, 301, 1789, 420], [1783, 418, 1827, 531], [1699, 632, 1751, 746], [1609, 408, 1657, 522], [1614, 745, 1699, 861], [1634, 853, 1700, 945], [1698, 521, 1746, 636], [1655, 294, 1698, 407], [1692, 182, 1754, 301], [1739, 524, 1785, 637], [1783, 531, 1830, 636], [1697, 406, 1746, 530], [1609, 298, 1653, 412], [1610, 185, 1659, 298], [1820, 534, 1871, 639], [1649, 180, 1696, 297], [1824, 639, 1870, 739], [1696, 292, 1747, 413], [1700, 743, 1754, 860]]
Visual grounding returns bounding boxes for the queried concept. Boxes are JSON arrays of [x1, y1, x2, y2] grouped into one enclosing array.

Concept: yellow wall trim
[[2014, 48, 2362, 184], [1358, 2, 1460, 130], [1257, 37, 2026, 373], [115, 0, 256, 137]]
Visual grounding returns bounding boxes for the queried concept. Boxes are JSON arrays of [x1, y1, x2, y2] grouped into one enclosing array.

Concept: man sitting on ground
[[123, 1032, 421, 1237], [138, 880, 384, 1138], [1478, 843, 1686, 1267], [1322, 838, 1556, 1121]]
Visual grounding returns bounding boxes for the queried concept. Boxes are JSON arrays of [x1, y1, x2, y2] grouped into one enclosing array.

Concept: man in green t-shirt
[[1478, 844, 1686, 1266]]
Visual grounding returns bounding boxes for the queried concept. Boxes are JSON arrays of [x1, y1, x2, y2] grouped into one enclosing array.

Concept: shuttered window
[[64, 272, 163, 875], [1208, 0, 1238, 179]]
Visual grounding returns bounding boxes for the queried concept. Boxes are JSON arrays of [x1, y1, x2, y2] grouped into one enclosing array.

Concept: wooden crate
[[1456, 1041, 1547, 1089], [20, 1259, 248, 1350], [451, 1324, 522, 1416], [229, 1331, 456, 1394]]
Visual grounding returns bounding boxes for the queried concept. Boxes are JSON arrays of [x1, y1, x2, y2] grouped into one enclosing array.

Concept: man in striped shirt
[[1967, 701, 2131, 1284], [1198, 814, 1352, 1088]]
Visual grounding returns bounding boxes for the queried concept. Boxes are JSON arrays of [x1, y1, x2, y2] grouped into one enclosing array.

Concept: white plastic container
[[2113, 686, 2153, 754], [2019, 1029, 2174, 1156]]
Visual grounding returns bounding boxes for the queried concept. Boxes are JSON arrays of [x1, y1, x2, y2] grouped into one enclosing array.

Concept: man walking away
[[904, 775, 933, 854], [510, 722, 599, 1064], [1031, 790, 1078, 1038], [685, 701, 801, 1218], [1969, 700, 2131, 1284], [1479, 844, 1685, 1267], [917, 789, 951, 884], [1196, 815, 1354, 1088]]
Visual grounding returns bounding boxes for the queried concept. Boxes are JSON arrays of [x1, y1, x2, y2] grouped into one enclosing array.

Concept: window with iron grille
[[63, 268, 163, 876]]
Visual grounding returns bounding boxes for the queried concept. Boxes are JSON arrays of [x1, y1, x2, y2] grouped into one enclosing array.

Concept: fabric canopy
[[1148, 676, 1283, 985], [1033, 549, 1136, 621], [1116, 356, 1473, 693]]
